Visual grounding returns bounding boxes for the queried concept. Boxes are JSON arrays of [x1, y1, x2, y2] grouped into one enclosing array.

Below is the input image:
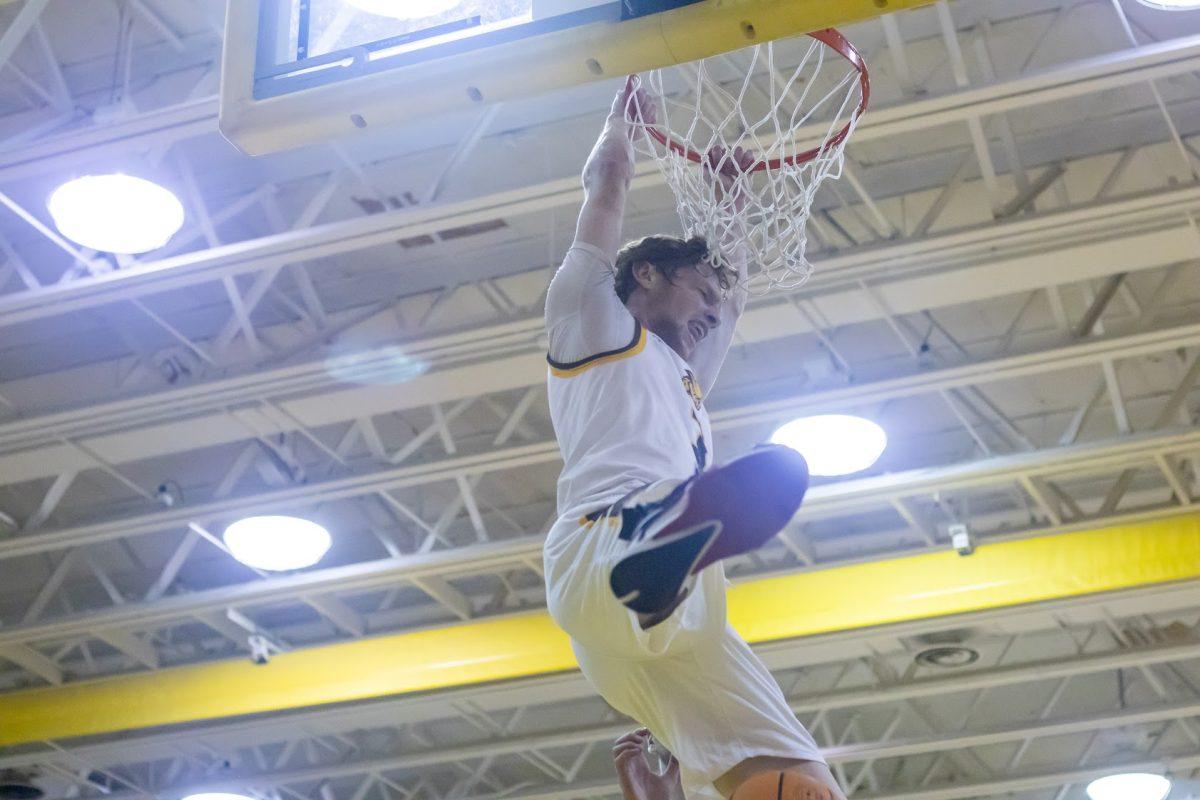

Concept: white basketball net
[[631, 33, 867, 294]]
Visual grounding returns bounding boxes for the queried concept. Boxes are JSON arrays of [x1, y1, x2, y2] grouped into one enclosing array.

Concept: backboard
[[220, 0, 932, 156]]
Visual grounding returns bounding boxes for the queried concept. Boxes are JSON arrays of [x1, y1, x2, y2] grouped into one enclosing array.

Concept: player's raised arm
[[688, 145, 755, 395], [573, 76, 650, 259], [544, 78, 652, 364]]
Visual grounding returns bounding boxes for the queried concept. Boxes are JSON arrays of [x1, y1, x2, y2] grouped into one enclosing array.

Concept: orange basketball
[[731, 770, 835, 800]]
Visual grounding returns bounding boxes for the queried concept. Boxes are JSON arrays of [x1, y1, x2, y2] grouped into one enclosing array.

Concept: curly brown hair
[[614, 235, 729, 302]]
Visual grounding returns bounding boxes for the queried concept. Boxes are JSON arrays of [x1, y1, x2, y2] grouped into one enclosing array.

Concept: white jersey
[[541, 244, 826, 799], [544, 243, 713, 519]]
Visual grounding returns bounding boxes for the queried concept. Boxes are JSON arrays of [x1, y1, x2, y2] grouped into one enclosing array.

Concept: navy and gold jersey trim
[[547, 322, 646, 378]]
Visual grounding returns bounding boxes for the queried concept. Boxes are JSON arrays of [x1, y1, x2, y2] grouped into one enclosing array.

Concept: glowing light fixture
[[223, 516, 331, 571], [183, 795, 256, 800], [340, 0, 463, 18], [1086, 774, 1171, 800], [769, 414, 887, 476], [47, 174, 184, 254], [1135, 0, 1200, 9]]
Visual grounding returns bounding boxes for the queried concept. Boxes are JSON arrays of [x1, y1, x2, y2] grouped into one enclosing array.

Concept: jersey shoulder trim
[[547, 322, 646, 378]]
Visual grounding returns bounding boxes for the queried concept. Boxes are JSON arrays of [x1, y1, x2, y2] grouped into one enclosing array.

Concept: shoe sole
[[611, 522, 718, 614], [610, 447, 808, 616]]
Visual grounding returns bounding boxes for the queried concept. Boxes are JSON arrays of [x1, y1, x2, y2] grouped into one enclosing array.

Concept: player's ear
[[632, 260, 656, 290]]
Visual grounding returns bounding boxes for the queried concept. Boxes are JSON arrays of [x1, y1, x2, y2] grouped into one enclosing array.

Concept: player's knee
[[756, 443, 809, 499]]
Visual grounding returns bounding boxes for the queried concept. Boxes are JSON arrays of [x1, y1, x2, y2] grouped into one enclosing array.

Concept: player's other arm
[[689, 146, 755, 395]]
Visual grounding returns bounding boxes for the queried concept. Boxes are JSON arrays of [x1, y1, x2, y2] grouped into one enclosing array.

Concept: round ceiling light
[[340, 0, 463, 18], [769, 414, 888, 476], [1135, 0, 1200, 9], [223, 516, 332, 571], [1086, 774, 1171, 800], [47, 174, 184, 254]]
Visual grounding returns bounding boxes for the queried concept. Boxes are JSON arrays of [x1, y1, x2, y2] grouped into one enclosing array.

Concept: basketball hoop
[[630, 29, 869, 293]]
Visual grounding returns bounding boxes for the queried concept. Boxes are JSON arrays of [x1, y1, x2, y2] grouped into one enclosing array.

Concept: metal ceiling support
[[3, 515, 1197, 746], [1059, 265, 1184, 446], [0, 644, 62, 685], [2, 195, 1198, 489], [879, 13, 915, 96], [973, 19, 1032, 198], [1099, 352, 1200, 514], [424, 104, 504, 205], [19, 547, 80, 623], [159, 184, 278, 260], [4, 317, 1200, 564], [210, 172, 343, 356], [126, 0, 184, 53], [0, 93, 219, 184], [0, 237, 39, 290], [87, 746, 1200, 800], [21, 469, 75, 530], [93, 699, 1200, 800], [1108, 0, 1200, 181], [935, 2, 1001, 212], [7, 627, 1196, 775], [0, 188, 98, 268], [0, 0, 51, 72], [141, 529, 200, 602], [2, 33, 1200, 326], [1075, 273, 1127, 339], [995, 163, 1065, 218], [1156, 452, 1194, 506], [866, 751, 1200, 800], [857, 32, 1200, 141], [20, 498, 1200, 683]]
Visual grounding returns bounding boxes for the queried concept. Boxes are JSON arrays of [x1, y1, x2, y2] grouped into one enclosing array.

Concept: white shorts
[[544, 486, 825, 799]]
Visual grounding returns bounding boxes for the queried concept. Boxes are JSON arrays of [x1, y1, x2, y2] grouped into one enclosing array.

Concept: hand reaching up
[[612, 729, 685, 800], [617, 75, 656, 136], [704, 145, 757, 213], [586, 76, 654, 186]]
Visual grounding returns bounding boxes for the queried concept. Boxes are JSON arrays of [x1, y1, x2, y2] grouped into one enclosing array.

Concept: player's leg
[[572, 621, 839, 799], [544, 483, 728, 661], [610, 444, 809, 621]]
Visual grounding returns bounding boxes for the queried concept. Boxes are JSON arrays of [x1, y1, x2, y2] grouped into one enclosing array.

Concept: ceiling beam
[[1, 33, 1200, 325], [2, 187, 1199, 486], [3, 317, 1200, 563], [110, 699, 1200, 800], [5, 611, 1198, 773], [0, 0, 51, 73], [462, 751, 1200, 800], [0, 644, 62, 685], [2, 519, 1195, 746]]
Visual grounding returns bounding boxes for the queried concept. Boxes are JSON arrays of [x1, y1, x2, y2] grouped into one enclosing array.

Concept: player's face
[[639, 261, 723, 360]]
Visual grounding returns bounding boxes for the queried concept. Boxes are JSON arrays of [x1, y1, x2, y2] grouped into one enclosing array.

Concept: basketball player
[[542, 76, 846, 800]]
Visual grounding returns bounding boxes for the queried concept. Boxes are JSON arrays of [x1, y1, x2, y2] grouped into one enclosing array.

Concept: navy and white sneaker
[[609, 445, 809, 625]]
